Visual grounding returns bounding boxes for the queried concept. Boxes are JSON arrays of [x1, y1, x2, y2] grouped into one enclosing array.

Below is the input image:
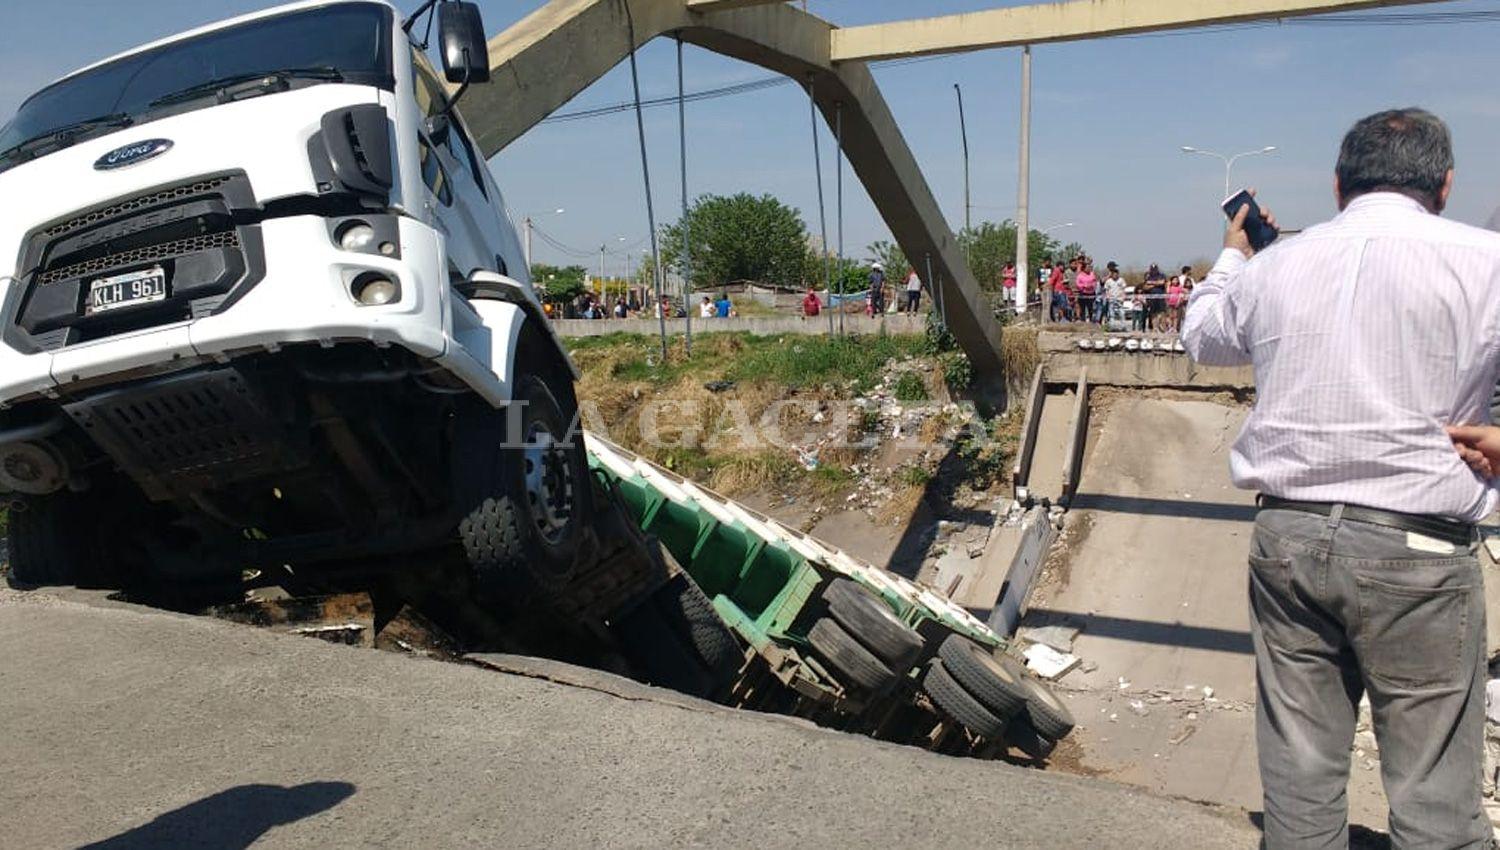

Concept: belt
[[1256, 495, 1476, 548]]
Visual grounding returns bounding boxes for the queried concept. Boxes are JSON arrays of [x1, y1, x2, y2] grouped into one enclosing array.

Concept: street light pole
[[1180, 145, 1277, 199], [954, 83, 971, 234]]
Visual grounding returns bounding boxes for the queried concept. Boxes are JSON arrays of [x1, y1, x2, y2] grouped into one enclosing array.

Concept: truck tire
[[936, 635, 1028, 720], [823, 578, 924, 669], [653, 573, 743, 688], [5, 494, 79, 587], [459, 361, 589, 596], [1021, 675, 1076, 741], [806, 618, 897, 693], [923, 660, 1008, 739]]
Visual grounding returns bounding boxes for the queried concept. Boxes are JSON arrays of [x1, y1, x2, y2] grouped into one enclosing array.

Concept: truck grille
[[39, 176, 235, 238], [37, 231, 240, 285], [5, 172, 263, 353]]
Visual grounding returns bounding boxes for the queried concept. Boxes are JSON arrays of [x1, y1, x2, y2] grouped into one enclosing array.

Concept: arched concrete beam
[[463, 0, 1007, 393]]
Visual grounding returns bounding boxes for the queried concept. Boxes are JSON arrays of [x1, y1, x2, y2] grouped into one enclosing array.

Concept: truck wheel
[[459, 368, 588, 596], [936, 635, 1028, 720], [1021, 675, 1076, 741], [923, 660, 1007, 739], [823, 578, 924, 670], [5, 494, 80, 587], [806, 618, 897, 694], [653, 573, 743, 688]]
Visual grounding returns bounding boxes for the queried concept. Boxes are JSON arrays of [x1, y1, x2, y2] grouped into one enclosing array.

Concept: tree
[[955, 220, 1078, 291], [661, 193, 811, 290], [530, 263, 588, 304]]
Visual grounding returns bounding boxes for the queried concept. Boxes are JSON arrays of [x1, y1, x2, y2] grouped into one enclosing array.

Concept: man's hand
[[1225, 190, 1277, 259], [1446, 424, 1500, 478]]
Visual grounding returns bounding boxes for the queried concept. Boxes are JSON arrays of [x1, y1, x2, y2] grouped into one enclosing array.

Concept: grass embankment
[[569, 329, 1029, 509], [572, 331, 929, 492]]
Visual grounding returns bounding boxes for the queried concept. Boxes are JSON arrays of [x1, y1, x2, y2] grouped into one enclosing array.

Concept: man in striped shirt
[[1182, 108, 1500, 849]]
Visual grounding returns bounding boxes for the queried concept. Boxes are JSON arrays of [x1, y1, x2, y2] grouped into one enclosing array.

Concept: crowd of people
[[544, 290, 744, 321], [1041, 257, 1195, 332]]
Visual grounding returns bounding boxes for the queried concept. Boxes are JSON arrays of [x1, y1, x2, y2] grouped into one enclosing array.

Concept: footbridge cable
[[676, 35, 693, 357], [624, 3, 669, 361], [807, 75, 833, 338]]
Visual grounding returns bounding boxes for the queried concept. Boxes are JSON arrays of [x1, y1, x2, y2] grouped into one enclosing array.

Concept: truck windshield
[[0, 3, 393, 174]]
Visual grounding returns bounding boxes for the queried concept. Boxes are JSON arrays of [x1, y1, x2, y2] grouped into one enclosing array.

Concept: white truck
[[0, 0, 592, 602]]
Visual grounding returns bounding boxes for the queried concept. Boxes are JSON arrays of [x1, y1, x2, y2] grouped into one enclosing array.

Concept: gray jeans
[[1251, 508, 1490, 849]]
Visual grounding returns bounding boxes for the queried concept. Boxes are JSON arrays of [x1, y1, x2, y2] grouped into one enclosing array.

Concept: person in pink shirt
[[1001, 261, 1017, 295], [1075, 262, 1099, 324], [1164, 275, 1186, 332]]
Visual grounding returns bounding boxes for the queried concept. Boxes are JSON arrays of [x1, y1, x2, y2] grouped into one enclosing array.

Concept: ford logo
[[94, 139, 173, 171]]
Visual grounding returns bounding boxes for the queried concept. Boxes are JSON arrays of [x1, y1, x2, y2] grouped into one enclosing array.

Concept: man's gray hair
[[1336, 108, 1454, 209]]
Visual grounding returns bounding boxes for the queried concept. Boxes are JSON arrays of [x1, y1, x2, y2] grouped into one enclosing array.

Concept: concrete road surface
[[0, 588, 1263, 849], [1021, 392, 1388, 826]]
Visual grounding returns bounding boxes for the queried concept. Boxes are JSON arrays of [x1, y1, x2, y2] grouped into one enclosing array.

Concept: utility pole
[[599, 244, 606, 295], [954, 84, 971, 234], [1014, 45, 1032, 317]]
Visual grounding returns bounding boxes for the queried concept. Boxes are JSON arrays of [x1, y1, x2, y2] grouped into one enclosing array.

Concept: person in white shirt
[[1183, 107, 1500, 849], [904, 270, 922, 314], [698, 296, 714, 319]]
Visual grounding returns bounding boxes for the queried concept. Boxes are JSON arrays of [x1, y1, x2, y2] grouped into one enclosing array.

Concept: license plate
[[86, 267, 167, 315]]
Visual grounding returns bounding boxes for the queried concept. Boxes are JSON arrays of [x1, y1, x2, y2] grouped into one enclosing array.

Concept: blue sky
[[5, 1, 1500, 270]]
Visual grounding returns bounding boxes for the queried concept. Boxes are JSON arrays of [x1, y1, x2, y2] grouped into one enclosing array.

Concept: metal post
[[599, 244, 606, 295], [835, 101, 845, 338], [1015, 45, 1032, 317], [623, 11, 668, 361], [954, 84, 971, 234], [524, 216, 533, 270], [676, 36, 693, 356], [808, 76, 833, 338], [926, 253, 944, 330]]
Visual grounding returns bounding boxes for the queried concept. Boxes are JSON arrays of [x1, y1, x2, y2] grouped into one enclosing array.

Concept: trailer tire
[[654, 573, 743, 688], [1006, 715, 1059, 761], [807, 618, 897, 693], [5, 494, 79, 587], [923, 660, 1008, 739], [823, 579, 924, 670], [613, 597, 714, 698], [1021, 675, 1076, 741], [936, 635, 1028, 720]]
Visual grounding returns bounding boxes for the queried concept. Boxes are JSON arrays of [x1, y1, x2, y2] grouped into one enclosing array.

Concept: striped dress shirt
[[1182, 192, 1500, 522]]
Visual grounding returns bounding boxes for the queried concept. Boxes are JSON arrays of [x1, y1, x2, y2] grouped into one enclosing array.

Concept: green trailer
[[586, 433, 1076, 753]]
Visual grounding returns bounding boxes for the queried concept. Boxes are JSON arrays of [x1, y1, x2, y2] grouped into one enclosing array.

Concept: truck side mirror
[[439, 2, 490, 86]]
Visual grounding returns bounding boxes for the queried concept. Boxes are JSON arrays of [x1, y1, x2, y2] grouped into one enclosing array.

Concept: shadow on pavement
[[1247, 812, 1391, 849], [1027, 607, 1253, 654], [81, 781, 356, 850], [1070, 493, 1258, 523]]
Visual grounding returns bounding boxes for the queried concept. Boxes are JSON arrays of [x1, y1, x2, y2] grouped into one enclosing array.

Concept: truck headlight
[[337, 221, 376, 252]]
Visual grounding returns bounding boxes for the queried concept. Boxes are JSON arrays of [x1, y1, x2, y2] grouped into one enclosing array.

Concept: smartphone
[[1221, 189, 1279, 252]]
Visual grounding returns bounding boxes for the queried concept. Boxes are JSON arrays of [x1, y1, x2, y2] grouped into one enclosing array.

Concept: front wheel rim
[[521, 421, 576, 545]]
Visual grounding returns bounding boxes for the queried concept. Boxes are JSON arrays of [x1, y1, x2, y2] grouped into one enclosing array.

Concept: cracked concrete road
[[0, 588, 1263, 849]]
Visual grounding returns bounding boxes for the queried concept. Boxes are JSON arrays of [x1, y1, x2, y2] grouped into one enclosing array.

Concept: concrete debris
[[1128, 699, 1150, 717], [1169, 725, 1198, 746], [1201, 685, 1214, 699], [1019, 623, 1082, 653], [1023, 643, 1081, 679], [1117, 677, 1132, 690]]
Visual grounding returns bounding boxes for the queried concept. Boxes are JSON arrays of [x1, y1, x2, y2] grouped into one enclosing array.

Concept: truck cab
[[0, 0, 589, 599]]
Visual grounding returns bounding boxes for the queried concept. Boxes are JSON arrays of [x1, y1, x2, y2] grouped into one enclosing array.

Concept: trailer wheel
[[936, 635, 1029, 720], [806, 618, 897, 693], [5, 494, 79, 587], [823, 579, 924, 670], [654, 573, 743, 687], [613, 597, 714, 698], [1020, 675, 1076, 741], [1005, 715, 1059, 761], [923, 660, 1007, 739], [459, 359, 588, 596]]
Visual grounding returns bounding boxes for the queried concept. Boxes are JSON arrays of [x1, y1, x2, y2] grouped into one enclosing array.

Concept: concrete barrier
[[1059, 369, 1090, 506], [1010, 364, 1047, 500], [1038, 331, 1254, 389], [553, 314, 928, 339], [987, 506, 1055, 636]]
